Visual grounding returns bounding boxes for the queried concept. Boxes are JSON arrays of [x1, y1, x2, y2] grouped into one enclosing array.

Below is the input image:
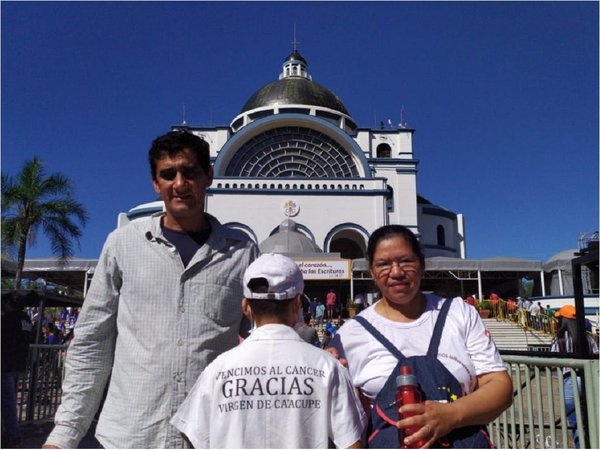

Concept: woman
[[551, 305, 598, 449], [331, 225, 512, 448]]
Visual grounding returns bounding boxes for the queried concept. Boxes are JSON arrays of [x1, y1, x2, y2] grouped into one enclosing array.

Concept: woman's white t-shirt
[[331, 294, 506, 401]]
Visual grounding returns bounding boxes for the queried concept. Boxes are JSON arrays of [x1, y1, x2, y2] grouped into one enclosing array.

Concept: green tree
[[1, 156, 88, 289]]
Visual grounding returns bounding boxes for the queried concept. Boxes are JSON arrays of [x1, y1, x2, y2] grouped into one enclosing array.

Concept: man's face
[[152, 149, 213, 230]]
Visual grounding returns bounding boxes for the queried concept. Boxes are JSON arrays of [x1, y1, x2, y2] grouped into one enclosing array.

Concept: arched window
[[437, 225, 446, 246], [386, 186, 394, 212], [376, 143, 392, 158]]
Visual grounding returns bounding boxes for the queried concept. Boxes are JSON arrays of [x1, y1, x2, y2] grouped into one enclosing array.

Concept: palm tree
[[1, 156, 88, 289]]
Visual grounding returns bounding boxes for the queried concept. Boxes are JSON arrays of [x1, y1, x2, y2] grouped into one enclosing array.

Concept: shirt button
[[179, 305, 186, 313], [177, 339, 183, 346], [175, 373, 182, 382]]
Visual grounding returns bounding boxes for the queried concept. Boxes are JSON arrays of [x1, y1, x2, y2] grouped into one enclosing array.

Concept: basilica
[[120, 49, 466, 301]]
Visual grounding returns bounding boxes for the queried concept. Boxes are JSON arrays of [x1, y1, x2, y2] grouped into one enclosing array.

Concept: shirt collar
[[246, 324, 304, 342]]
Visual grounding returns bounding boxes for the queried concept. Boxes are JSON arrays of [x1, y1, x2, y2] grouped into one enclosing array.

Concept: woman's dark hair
[[367, 224, 425, 268], [552, 317, 592, 355], [148, 130, 210, 180]]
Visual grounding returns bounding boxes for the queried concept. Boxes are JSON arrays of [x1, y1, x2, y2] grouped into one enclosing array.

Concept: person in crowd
[[538, 302, 546, 316], [315, 300, 326, 325], [295, 312, 320, 347], [326, 288, 337, 320], [67, 308, 78, 331], [1, 293, 34, 449], [44, 322, 61, 345], [516, 296, 524, 309], [528, 301, 541, 330], [324, 319, 337, 337], [59, 307, 69, 322], [551, 305, 598, 449], [43, 130, 258, 449], [331, 224, 512, 448], [309, 297, 318, 318], [171, 253, 366, 448], [354, 293, 366, 313], [506, 298, 516, 319], [320, 329, 333, 349]]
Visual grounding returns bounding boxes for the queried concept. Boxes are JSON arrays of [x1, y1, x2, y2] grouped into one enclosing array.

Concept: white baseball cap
[[243, 253, 304, 300]]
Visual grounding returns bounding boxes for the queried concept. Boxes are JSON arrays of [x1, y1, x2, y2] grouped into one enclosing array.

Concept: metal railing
[[490, 355, 599, 449], [16, 346, 599, 449], [17, 344, 67, 422], [491, 299, 558, 336]]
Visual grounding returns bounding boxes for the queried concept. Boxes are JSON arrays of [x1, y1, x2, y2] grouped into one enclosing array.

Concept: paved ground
[[18, 419, 101, 449]]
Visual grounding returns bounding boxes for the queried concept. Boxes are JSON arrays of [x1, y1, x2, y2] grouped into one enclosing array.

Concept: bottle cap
[[396, 365, 418, 387]]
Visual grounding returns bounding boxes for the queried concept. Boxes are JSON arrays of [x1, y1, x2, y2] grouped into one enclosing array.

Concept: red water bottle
[[396, 365, 427, 449]]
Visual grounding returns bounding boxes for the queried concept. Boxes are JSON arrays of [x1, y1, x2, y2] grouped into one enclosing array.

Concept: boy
[[171, 253, 366, 448]]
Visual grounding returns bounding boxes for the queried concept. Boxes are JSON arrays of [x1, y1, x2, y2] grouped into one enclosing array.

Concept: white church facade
[[18, 51, 595, 305], [120, 49, 466, 269]]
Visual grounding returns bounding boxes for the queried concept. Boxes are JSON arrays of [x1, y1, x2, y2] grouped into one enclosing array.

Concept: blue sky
[[2, 1, 598, 262]]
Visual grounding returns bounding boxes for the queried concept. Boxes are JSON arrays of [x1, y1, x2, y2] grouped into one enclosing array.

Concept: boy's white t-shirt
[[331, 294, 506, 401], [171, 324, 367, 448]]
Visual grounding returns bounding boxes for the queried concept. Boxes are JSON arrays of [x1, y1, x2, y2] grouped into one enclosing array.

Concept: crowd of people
[[464, 293, 597, 341], [24, 306, 79, 345], [0, 130, 589, 449]]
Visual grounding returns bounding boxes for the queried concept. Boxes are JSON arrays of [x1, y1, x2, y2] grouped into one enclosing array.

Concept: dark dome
[[240, 77, 349, 115], [285, 50, 307, 64]]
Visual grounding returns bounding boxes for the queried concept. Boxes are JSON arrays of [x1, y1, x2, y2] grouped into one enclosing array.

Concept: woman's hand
[[397, 370, 512, 448], [324, 346, 348, 367], [397, 400, 458, 448]]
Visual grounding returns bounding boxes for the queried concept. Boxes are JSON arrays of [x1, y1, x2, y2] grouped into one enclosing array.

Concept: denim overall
[[354, 298, 493, 448]]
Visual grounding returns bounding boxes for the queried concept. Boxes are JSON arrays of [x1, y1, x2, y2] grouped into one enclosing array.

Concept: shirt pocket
[[188, 276, 244, 327]]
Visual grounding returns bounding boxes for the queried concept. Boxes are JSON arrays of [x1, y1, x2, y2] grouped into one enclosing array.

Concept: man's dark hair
[[248, 298, 294, 317], [148, 130, 210, 180]]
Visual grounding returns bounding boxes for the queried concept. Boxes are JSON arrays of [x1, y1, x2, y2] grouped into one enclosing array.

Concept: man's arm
[[43, 236, 121, 449]]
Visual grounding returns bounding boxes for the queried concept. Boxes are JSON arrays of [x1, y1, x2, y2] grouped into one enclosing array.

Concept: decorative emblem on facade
[[283, 200, 300, 217]]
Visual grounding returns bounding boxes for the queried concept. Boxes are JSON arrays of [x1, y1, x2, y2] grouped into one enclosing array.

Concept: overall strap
[[354, 316, 406, 360], [427, 297, 454, 357]]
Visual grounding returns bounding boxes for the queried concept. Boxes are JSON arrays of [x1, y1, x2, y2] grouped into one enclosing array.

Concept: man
[[315, 300, 326, 324], [1, 293, 33, 448], [171, 254, 366, 448], [309, 296, 318, 319], [43, 131, 258, 448], [295, 312, 320, 347], [326, 288, 337, 320], [528, 301, 541, 330]]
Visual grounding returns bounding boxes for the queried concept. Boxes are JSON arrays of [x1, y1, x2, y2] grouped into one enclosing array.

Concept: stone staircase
[[313, 317, 554, 352], [482, 318, 554, 351]]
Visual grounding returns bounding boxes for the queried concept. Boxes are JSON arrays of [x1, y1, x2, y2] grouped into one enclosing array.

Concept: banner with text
[[296, 260, 351, 280]]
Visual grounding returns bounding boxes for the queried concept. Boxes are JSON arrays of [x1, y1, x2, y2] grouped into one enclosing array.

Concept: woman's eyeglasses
[[373, 259, 419, 278]]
